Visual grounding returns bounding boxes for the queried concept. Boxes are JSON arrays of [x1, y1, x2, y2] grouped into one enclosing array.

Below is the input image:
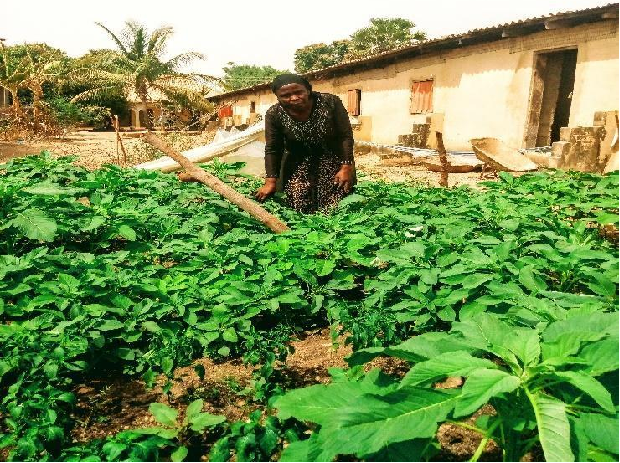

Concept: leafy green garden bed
[[1, 153, 618, 461]]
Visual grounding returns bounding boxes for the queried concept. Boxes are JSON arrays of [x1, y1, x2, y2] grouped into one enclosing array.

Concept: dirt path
[[0, 129, 491, 187], [0, 129, 215, 170]]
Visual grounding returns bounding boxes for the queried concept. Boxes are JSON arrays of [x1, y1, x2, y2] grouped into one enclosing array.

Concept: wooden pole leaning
[[435, 132, 450, 188], [143, 133, 290, 234]]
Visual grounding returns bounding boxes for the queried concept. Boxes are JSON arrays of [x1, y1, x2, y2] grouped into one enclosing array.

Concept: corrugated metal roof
[[209, 3, 618, 101]]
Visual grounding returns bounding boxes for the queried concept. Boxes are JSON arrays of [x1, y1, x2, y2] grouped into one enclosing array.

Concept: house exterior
[[208, 4, 619, 152]]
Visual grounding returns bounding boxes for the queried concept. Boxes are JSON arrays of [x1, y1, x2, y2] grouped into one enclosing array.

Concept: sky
[[3, 0, 612, 77]]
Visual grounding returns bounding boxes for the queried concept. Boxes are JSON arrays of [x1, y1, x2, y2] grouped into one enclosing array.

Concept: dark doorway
[[138, 110, 146, 127], [524, 49, 578, 148]]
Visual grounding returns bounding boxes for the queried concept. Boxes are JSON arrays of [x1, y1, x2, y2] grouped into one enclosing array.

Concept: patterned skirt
[[284, 155, 349, 214]]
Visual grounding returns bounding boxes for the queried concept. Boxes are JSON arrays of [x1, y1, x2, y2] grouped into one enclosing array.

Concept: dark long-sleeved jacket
[[264, 92, 355, 190]]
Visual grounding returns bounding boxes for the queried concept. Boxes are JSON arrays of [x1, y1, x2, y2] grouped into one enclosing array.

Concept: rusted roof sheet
[[209, 3, 618, 101]]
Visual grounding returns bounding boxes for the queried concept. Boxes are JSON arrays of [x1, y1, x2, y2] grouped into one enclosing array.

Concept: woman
[[254, 74, 356, 213]]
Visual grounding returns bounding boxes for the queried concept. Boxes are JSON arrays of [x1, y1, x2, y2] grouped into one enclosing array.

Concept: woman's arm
[[332, 95, 355, 165], [331, 95, 355, 192], [264, 108, 284, 178], [255, 109, 283, 201]]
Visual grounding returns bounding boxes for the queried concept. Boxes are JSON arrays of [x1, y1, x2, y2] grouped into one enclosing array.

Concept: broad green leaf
[[222, 328, 238, 342], [185, 399, 204, 424], [347, 331, 479, 366], [460, 273, 494, 290], [218, 346, 231, 357], [579, 339, 620, 376], [171, 446, 188, 462], [553, 371, 615, 413], [452, 315, 521, 368], [578, 413, 619, 454], [97, 320, 125, 331], [142, 321, 161, 332], [544, 312, 618, 342], [315, 259, 336, 276], [43, 361, 59, 379], [209, 436, 231, 462], [11, 209, 58, 241], [308, 388, 456, 460], [594, 212, 619, 225], [527, 393, 574, 462], [161, 357, 174, 374], [189, 412, 225, 432], [115, 348, 135, 361], [149, 403, 178, 428], [22, 183, 84, 195], [507, 329, 541, 367], [117, 224, 137, 241], [280, 436, 316, 462], [81, 216, 105, 232], [276, 381, 388, 424], [363, 438, 434, 461], [541, 332, 601, 362], [400, 351, 497, 387], [102, 442, 127, 460], [519, 266, 547, 292], [454, 368, 520, 417]]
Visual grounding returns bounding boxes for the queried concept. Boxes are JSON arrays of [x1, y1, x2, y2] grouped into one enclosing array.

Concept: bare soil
[[0, 129, 216, 170], [67, 330, 498, 461], [0, 128, 491, 187]]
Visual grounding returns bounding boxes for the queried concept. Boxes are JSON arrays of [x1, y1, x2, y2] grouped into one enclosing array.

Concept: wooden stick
[[113, 115, 120, 165], [435, 132, 450, 187], [143, 132, 290, 234], [113, 115, 128, 165]]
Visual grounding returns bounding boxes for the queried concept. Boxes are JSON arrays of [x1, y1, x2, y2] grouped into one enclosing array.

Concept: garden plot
[[0, 153, 618, 462]]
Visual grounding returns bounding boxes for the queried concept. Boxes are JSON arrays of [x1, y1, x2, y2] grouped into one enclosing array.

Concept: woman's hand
[[333, 164, 355, 192], [254, 178, 277, 202]]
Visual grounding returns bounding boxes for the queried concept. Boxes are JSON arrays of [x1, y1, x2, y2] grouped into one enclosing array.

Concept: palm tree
[[73, 21, 217, 130], [21, 44, 64, 132], [0, 43, 64, 132], [0, 42, 28, 113]]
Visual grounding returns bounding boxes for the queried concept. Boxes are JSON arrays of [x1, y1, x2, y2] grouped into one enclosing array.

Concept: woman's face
[[275, 83, 311, 110]]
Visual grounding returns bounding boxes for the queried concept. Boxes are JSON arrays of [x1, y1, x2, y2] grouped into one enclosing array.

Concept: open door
[[524, 49, 578, 148]]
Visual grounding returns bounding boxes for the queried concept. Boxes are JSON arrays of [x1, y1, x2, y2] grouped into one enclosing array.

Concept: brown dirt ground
[[0, 129, 216, 170], [4, 130, 507, 460], [0, 128, 493, 188], [68, 330, 501, 461]]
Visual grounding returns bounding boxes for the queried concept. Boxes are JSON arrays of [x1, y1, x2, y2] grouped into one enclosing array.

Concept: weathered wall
[[215, 19, 618, 151], [570, 35, 619, 126]]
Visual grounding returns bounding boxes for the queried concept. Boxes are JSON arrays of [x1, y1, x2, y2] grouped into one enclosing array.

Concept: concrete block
[[557, 126, 605, 172], [552, 141, 571, 159], [559, 126, 571, 141], [398, 134, 416, 147], [604, 151, 619, 173], [594, 110, 619, 167], [524, 151, 561, 168], [411, 123, 430, 148]]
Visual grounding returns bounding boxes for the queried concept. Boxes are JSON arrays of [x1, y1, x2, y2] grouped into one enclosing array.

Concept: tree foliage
[[348, 18, 426, 59], [222, 63, 288, 91], [294, 17, 426, 73], [0, 43, 66, 112], [71, 21, 216, 128], [294, 40, 350, 74]]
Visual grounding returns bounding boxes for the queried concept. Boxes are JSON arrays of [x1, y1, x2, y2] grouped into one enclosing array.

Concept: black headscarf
[[270, 74, 312, 93]]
